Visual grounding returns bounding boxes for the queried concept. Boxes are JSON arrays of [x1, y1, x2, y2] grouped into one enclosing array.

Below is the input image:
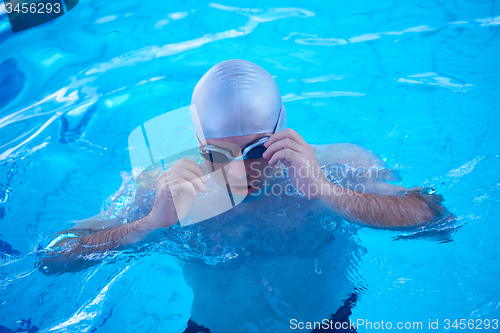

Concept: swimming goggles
[[200, 137, 269, 163]]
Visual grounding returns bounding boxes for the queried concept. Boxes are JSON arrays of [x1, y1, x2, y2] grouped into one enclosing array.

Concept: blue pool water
[[1, 0, 499, 332]]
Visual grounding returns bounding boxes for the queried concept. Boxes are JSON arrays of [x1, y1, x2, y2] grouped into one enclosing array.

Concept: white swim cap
[[191, 59, 286, 140]]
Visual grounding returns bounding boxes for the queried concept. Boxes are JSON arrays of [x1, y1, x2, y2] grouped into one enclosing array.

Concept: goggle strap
[[273, 107, 283, 134], [188, 125, 203, 147]]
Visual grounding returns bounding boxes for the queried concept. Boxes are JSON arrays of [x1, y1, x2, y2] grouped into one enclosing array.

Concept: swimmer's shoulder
[[311, 142, 382, 167]]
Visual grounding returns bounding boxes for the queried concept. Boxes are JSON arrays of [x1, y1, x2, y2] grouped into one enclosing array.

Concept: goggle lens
[[201, 151, 230, 164], [200, 137, 269, 163], [246, 145, 266, 159]]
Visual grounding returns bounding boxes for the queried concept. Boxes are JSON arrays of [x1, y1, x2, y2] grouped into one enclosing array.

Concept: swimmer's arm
[[76, 214, 167, 250], [266, 132, 445, 227], [313, 143, 445, 226], [40, 208, 177, 273], [319, 185, 445, 227]]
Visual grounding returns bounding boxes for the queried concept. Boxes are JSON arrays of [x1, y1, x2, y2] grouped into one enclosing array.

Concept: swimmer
[[43, 59, 448, 332]]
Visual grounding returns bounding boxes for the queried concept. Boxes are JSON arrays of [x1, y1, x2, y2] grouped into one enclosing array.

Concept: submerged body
[[181, 192, 356, 332]]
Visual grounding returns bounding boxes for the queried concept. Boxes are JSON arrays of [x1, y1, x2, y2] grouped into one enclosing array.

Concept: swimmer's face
[[202, 133, 280, 197]]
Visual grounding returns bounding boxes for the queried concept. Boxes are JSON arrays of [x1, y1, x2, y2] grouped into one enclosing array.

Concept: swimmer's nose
[[226, 160, 247, 180]]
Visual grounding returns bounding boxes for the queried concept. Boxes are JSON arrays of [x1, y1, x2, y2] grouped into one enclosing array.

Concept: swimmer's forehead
[[203, 133, 271, 149]]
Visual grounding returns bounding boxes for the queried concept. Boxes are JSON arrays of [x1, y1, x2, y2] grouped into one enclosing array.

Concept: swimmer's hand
[[148, 158, 208, 228], [263, 128, 327, 200]]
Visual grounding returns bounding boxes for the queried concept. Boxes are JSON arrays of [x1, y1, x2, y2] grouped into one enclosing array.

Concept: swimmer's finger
[[157, 173, 170, 190], [262, 137, 301, 160], [181, 161, 208, 183], [168, 169, 206, 192], [264, 128, 304, 148], [171, 158, 207, 183], [267, 148, 298, 166], [168, 178, 198, 197]]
